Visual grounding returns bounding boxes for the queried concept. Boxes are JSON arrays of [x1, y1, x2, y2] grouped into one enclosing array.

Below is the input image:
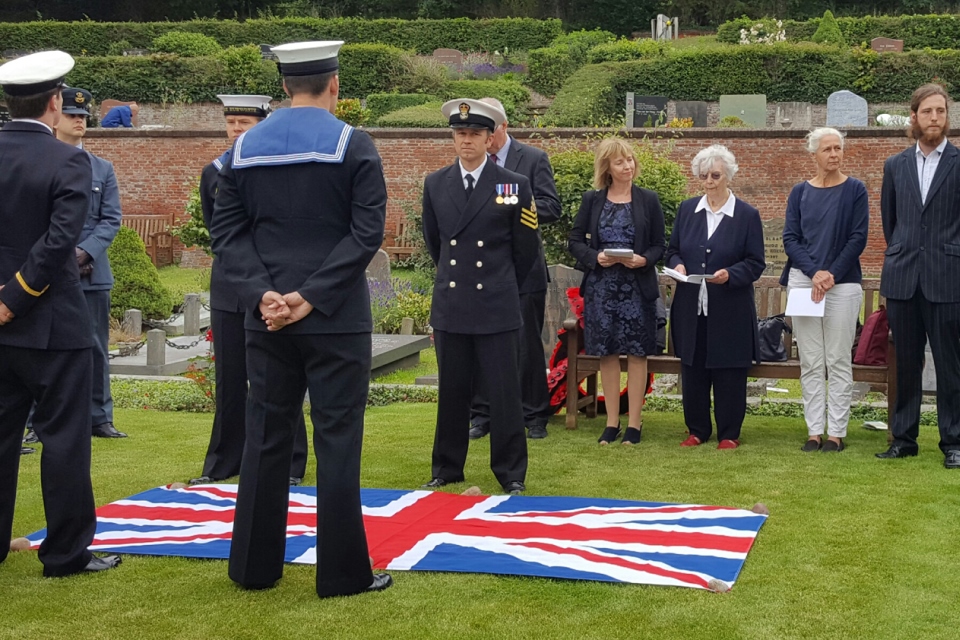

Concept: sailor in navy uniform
[[420, 99, 541, 495], [190, 94, 309, 487], [0, 51, 120, 577], [209, 41, 392, 598]]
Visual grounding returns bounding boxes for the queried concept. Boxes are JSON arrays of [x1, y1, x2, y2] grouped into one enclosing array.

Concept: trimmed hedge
[[437, 79, 530, 123], [718, 13, 960, 50], [0, 17, 562, 57], [544, 44, 960, 126], [376, 102, 446, 127], [527, 29, 615, 97], [366, 93, 437, 121]]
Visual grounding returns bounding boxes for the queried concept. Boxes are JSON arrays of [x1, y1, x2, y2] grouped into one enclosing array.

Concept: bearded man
[[876, 83, 960, 468]]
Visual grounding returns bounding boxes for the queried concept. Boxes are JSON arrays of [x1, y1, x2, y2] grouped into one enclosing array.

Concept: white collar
[[459, 156, 488, 181], [695, 191, 736, 217], [916, 137, 948, 158], [10, 118, 52, 134]]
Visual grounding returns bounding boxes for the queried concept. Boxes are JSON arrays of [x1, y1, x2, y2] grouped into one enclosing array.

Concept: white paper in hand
[[785, 288, 825, 317], [663, 268, 715, 284]]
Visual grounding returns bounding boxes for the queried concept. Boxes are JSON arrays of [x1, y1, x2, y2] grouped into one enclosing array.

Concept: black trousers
[[470, 290, 551, 429], [434, 329, 527, 486], [228, 331, 373, 598], [202, 309, 308, 479], [681, 316, 749, 443], [887, 291, 960, 453], [84, 290, 114, 426], [0, 345, 96, 576]]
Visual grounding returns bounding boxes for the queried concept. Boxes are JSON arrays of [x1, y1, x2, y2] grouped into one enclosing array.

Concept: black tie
[[465, 174, 475, 198]]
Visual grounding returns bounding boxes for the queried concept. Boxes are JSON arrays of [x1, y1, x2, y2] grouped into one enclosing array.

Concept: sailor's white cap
[[0, 50, 74, 96], [216, 94, 272, 117], [270, 41, 343, 77]]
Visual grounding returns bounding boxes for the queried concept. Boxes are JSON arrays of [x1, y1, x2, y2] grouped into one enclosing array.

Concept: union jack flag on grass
[[27, 485, 766, 590]]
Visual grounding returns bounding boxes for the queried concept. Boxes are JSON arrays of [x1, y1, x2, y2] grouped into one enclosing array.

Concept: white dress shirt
[[694, 191, 736, 316], [916, 138, 948, 205], [489, 136, 512, 166], [459, 156, 488, 191]]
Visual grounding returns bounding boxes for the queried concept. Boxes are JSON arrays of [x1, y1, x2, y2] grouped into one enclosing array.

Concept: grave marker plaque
[[761, 218, 787, 276], [870, 37, 903, 52], [675, 101, 708, 127], [626, 94, 668, 128], [776, 102, 812, 129], [718, 95, 767, 128], [826, 90, 868, 127]]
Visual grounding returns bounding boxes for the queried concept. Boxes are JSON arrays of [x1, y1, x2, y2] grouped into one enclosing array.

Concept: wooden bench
[[564, 275, 896, 431], [384, 219, 417, 261], [122, 215, 174, 267]]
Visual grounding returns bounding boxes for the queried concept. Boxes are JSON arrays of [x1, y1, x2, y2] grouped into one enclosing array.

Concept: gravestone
[[432, 48, 463, 71], [922, 341, 937, 394], [259, 44, 278, 61], [826, 90, 868, 127], [365, 249, 392, 286], [776, 102, 812, 129], [541, 264, 583, 359], [626, 94, 668, 128], [718, 95, 767, 128], [651, 15, 678, 41], [871, 37, 903, 52], [0, 106, 9, 124], [675, 101, 708, 127], [761, 218, 788, 276], [371, 334, 432, 378]]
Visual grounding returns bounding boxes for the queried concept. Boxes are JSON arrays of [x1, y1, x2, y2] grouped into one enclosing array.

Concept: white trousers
[[788, 269, 863, 438]]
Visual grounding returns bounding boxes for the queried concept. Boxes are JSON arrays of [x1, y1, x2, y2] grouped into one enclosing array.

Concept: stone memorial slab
[[719, 95, 767, 128], [922, 341, 937, 393], [432, 48, 463, 71], [0, 107, 10, 124], [761, 218, 787, 276], [366, 249, 392, 285], [371, 334, 432, 378], [870, 37, 903, 52], [259, 44, 278, 61], [776, 102, 812, 129], [826, 90, 868, 127], [675, 101, 708, 127], [626, 94, 668, 128], [542, 264, 583, 358]]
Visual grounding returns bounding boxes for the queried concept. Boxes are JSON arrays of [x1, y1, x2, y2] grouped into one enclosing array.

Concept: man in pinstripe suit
[[876, 84, 960, 468]]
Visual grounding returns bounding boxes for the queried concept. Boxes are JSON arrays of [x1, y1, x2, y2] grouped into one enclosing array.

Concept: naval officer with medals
[[420, 99, 541, 495], [209, 41, 391, 598], [191, 94, 309, 488]]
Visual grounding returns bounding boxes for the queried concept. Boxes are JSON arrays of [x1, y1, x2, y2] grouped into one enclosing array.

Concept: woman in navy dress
[[569, 138, 666, 445]]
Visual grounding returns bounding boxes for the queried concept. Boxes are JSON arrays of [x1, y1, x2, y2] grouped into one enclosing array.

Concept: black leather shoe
[[821, 439, 845, 453], [945, 451, 960, 469], [527, 426, 548, 439], [468, 424, 490, 440], [188, 475, 223, 485], [876, 445, 919, 459], [801, 438, 822, 452], [20, 446, 36, 455], [83, 554, 122, 572], [92, 422, 127, 438], [289, 477, 302, 486], [503, 481, 525, 495], [23, 429, 38, 444], [367, 573, 393, 592], [421, 478, 449, 488]]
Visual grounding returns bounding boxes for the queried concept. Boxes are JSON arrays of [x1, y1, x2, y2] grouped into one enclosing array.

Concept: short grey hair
[[479, 97, 508, 125], [691, 144, 738, 180], [805, 127, 845, 153]]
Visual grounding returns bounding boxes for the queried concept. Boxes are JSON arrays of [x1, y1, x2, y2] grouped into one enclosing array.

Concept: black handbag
[[757, 313, 792, 362]]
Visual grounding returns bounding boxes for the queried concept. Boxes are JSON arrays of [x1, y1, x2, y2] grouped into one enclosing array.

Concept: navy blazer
[[880, 141, 960, 302], [422, 161, 541, 334], [665, 196, 765, 368], [0, 121, 93, 350], [210, 130, 386, 334], [201, 157, 242, 313], [502, 137, 562, 294], [78, 151, 122, 291], [567, 186, 666, 302]]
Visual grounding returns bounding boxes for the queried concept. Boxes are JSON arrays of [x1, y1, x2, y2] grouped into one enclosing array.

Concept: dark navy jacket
[[200, 153, 242, 313], [0, 121, 93, 350]]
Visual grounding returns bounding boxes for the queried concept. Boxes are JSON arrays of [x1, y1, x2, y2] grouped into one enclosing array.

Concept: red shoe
[[717, 439, 740, 450], [680, 435, 702, 447]]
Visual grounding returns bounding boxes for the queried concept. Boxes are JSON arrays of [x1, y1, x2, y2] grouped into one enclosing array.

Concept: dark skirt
[[583, 265, 658, 357]]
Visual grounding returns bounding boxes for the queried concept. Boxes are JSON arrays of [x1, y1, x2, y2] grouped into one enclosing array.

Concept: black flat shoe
[[821, 439, 845, 453], [801, 438, 822, 452], [367, 573, 393, 592], [468, 424, 489, 440], [421, 478, 449, 488], [92, 422, 127, 438], [527, 426, 548, 439], [82, 554, 122, 573], [598, 426, 622, 445], [621, 426, 642, 446], [502, 481, 525, 495], [876, 445, 919, 459], [945, 451, 960, 469]]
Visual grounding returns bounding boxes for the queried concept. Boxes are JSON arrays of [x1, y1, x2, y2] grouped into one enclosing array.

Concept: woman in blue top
[[782, 128, 869, 453]]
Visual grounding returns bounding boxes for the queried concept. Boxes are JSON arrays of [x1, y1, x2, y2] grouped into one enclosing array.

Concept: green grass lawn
[[156, 265, 210, 306], [4, 406, 960, 639]]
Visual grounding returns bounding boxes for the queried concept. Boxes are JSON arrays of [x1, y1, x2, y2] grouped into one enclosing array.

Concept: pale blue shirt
[[489, 136, 512, 166], [916, 138, 948, 205]]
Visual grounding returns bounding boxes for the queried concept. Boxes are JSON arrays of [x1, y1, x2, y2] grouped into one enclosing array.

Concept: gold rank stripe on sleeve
[[15, 271, 49, 297], [520, 208, 538, 230]]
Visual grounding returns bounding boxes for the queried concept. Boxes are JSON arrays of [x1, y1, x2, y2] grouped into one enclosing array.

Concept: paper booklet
[[663, 267, 716, 284], [785, 288, 825, 317]]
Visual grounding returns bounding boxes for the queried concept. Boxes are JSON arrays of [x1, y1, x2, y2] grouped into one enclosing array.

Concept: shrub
[[368, 278, 432, 334], [587, 38, 665, 63], [539, 63, 621, 127], [108, 226, 174, 321], [335, 98, 371, 127], [543, 139, 687, 267], [337, 43, 406, 99], [151, 31, 222, 57], [367, 384, 438, 407], [438, 79, 530, 124], [377, 101, 447, 127], [551, 29, 617, 64], [737, 18, 787, 45], [170, 179, 210, 255], [112, 378, 215, 412], [717, 115, 749, 128], [366, 93, 438, 121], [394, 54, 450, 95], [526, 46, 577, 97], [810, 10, 845, 48], [217, 45, 270, 93]]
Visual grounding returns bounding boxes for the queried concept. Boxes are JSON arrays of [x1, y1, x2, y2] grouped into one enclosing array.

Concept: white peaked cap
[[441, 98, 506, 132], [0, 50, 74, 96], [270, 41, 344, 76]]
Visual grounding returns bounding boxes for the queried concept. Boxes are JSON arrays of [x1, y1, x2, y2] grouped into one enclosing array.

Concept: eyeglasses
[[699, 172, 724, 181]]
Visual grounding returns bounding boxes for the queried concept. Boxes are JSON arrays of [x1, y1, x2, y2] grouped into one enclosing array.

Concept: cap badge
[[459, 102, 470, 120], [74, 91, 85, 104]]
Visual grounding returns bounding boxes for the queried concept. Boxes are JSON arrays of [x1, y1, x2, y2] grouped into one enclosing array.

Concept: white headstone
[[826, 90, 868, 127]]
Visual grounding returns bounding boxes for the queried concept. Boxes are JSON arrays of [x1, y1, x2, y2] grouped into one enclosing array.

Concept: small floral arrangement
[[739, 19, 786, 45], [666, 117, 694, 128]]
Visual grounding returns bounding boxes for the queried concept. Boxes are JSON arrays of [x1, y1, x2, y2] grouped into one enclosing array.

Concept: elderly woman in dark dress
[[569, 138, 666, 445], [665, 144, 765, 449]]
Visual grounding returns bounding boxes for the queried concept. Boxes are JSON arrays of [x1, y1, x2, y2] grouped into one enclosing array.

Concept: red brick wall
[[84, 127, 920, 275]]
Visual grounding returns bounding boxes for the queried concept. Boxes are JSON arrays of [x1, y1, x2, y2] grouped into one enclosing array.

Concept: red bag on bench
[[854, 305, 888, 366]]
